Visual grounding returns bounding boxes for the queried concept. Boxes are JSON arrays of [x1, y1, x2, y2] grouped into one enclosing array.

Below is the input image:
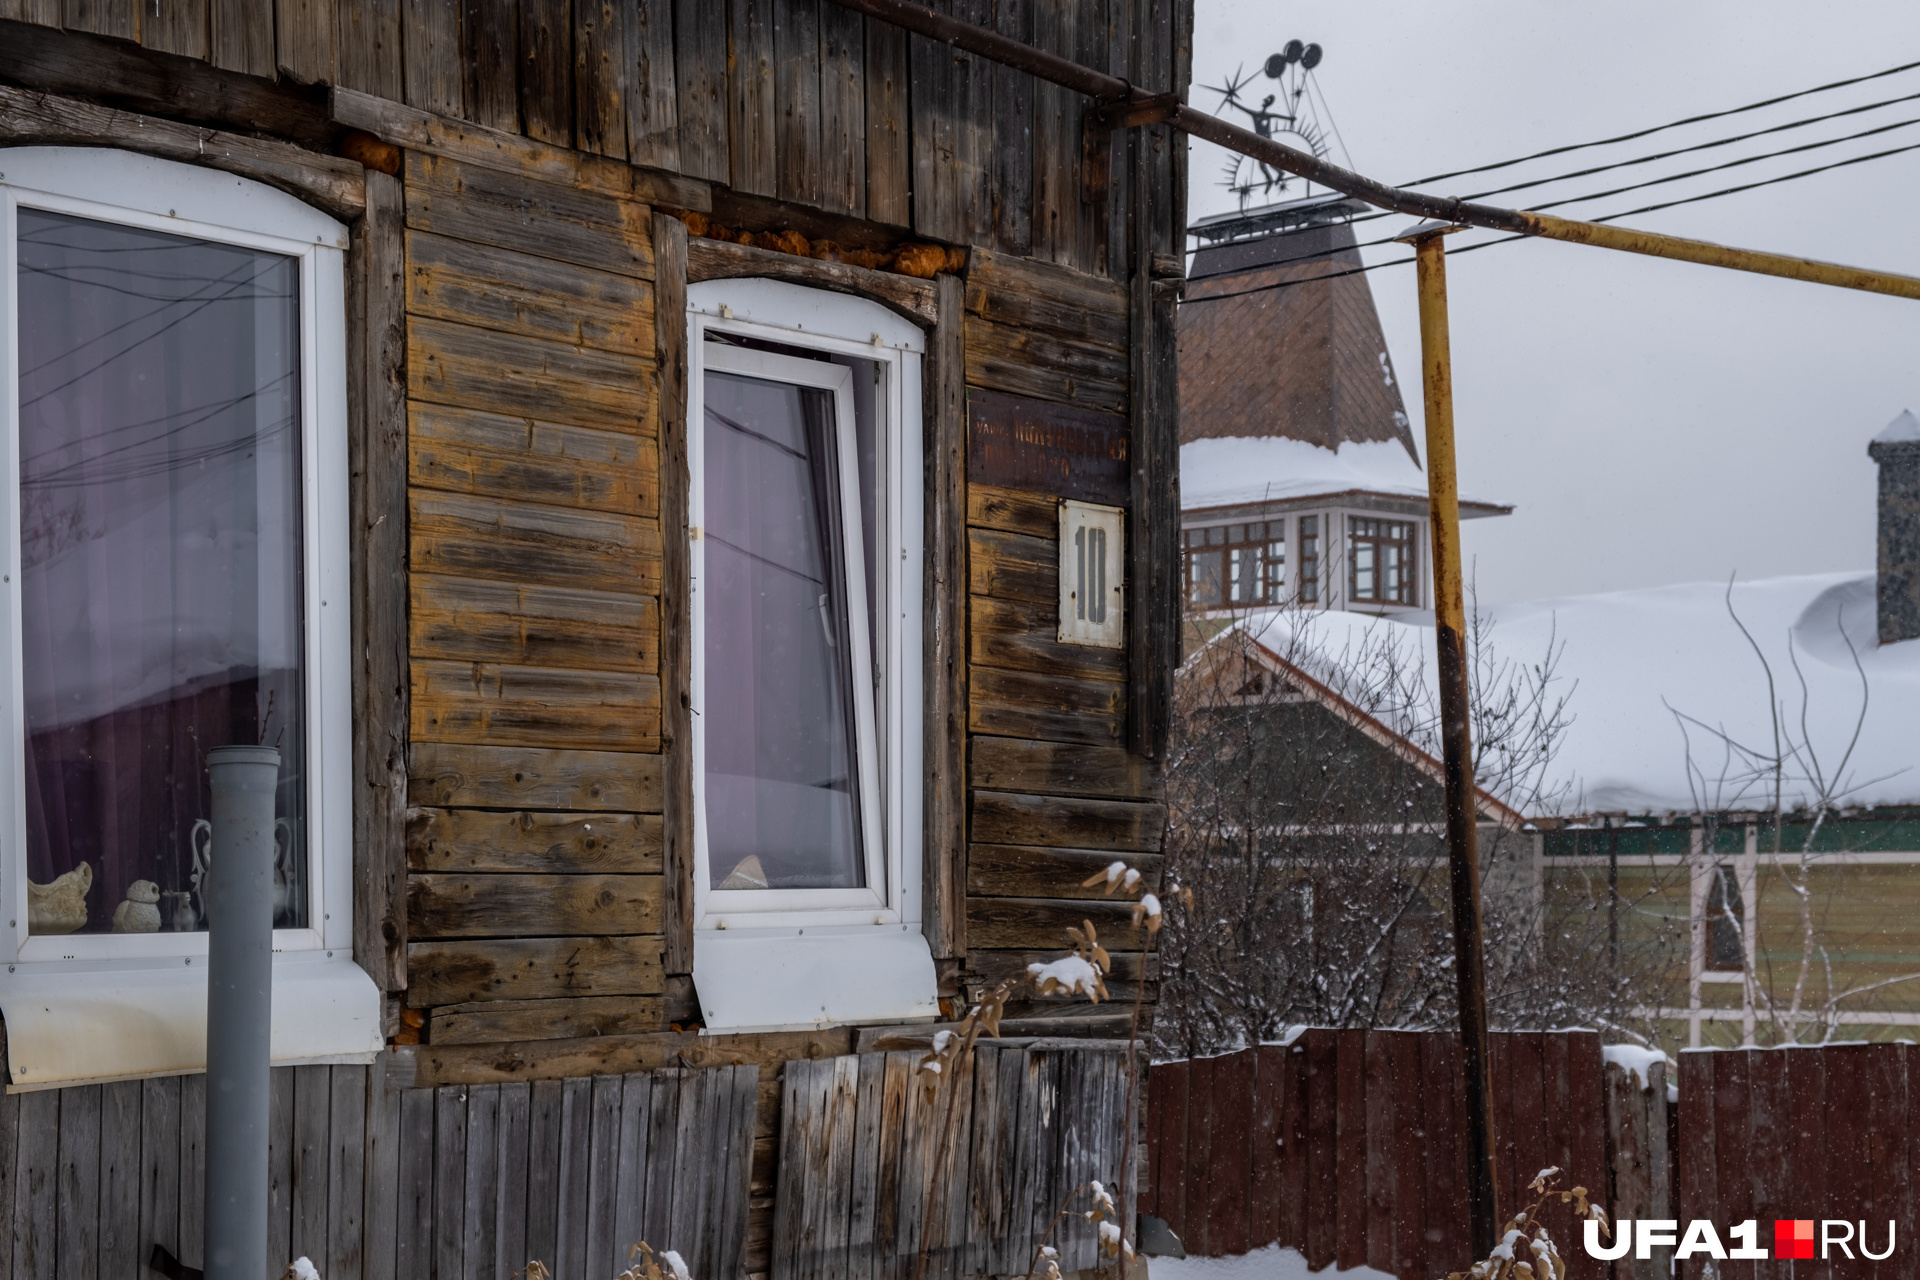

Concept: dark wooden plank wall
[[1143, 1030, 1610, 1279], [773, 1044, 1129, 1280], [399, 149, 671, 1037], [0, 0, 1181, 279], [0, 1061, 755, 1280], [957, 252, 1165, 1030]]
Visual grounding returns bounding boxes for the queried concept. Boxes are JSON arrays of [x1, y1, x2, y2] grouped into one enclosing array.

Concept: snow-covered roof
[[1215, 571, 1920, 817], [1180, 436, 1511, 516], [1875, 408, 1920, 445]]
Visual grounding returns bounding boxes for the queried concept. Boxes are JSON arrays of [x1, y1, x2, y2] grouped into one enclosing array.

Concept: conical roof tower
[[1180, 198, 1418, 460]]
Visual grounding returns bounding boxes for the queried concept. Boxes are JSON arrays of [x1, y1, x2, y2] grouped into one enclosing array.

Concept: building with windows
[[1179, 411, 1920, 1051], [1178, 198, 1509, 626], [0, 3, 1189, 1274]]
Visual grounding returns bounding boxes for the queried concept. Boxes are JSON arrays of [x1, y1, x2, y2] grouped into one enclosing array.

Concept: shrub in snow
[[1448, 1169, 1607, 1280]]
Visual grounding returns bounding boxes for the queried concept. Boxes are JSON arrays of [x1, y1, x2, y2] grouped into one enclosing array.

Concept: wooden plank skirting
[[772, 1043, 1131, 1280], [0, 1059, 757, 1280]]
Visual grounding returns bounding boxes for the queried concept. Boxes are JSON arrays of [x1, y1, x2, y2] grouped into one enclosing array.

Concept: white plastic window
[[0, 148, 374, 1087], [687, 278, 937, 1032]]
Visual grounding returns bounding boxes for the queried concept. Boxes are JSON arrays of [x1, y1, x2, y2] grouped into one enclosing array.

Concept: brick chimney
[[1871, 409, 1920, 644]]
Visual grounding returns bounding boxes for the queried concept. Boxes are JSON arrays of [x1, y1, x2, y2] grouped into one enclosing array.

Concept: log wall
[[400, 145, 671, 1041], [0, 0, 1186, 280]]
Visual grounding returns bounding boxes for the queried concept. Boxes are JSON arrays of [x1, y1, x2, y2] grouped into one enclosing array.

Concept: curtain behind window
[[15, 208, 306, 935], [702, 370, 866, 892]]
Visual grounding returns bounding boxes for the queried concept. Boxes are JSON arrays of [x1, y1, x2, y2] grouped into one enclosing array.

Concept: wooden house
[[1181, 425, 1920, 1051], [0, 0, 1189, 1274]]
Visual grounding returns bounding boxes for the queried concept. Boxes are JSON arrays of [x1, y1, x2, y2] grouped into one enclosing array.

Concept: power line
[[1450, 88, 1920, 205], [1186, 113, 1920, 285], [1395, 56, 1920, 188], [1521, 113, 1920, 213], [1247, 82, 1920, 245], [1181, 139, 1920, 306]]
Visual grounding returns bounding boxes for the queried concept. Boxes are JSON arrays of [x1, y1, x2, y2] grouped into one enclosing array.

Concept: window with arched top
[[685, 277, 938, 1033], [0, 147, 377, 1087]]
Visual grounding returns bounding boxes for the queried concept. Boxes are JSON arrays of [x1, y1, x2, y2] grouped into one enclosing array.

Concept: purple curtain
[[15, 207, 307, 934]]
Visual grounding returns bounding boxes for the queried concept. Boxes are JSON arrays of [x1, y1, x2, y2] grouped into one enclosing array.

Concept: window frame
[[1347, 514, 1420, 608], [0, 147, 353, 968], [1182, 517, 1288, 611], [686, 278, 925, 936]]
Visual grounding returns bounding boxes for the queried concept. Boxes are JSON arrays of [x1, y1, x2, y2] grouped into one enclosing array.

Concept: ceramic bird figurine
[[112, 880, 162, 933], [27, 861, 91, 934]]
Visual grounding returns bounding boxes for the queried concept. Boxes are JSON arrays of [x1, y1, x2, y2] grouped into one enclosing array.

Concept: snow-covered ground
[[1150, 1244, 1396, 1280]]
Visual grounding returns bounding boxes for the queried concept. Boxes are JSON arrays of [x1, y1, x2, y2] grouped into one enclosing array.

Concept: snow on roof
[[1183, 436, 1426, 509], [1181, 435, 1509, 514], [1875, 409, 1920, 445], [1219, 571, 1920, 816]]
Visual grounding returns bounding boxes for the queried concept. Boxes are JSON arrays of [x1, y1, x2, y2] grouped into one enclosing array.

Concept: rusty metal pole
[[1404, 223, 1500, 1259]]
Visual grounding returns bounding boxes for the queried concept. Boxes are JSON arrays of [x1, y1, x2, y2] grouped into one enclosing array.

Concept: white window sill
[[1699, 970, 1747, 984], [692, 924, 939, 1034], [0, 951, 382, 1090]]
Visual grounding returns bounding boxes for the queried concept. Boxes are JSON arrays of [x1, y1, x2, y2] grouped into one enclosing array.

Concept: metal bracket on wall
[[1081, 91, 1183, 205]]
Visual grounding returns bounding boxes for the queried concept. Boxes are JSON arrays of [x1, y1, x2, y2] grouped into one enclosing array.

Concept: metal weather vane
[[1208, 39, 1334, 208]]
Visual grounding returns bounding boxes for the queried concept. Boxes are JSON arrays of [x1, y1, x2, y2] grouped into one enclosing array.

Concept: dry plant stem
[[911, 977, 1019, 1280], [1111, 929, 1161, 1280], [1023, 1183, 1092, 1280]]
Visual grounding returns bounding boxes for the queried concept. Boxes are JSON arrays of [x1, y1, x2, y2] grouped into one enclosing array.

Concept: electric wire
[[1393, 56, 1920, 188], [1181, 139, 1920, 305], [1251, 82, 1920, 245], [1188, 94, 1920, 284]]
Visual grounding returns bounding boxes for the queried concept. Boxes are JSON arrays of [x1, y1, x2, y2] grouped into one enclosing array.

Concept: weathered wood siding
[[957, 251, 1167, 1030], [400, 145, 670, 1036], [0, 1059, 756, 1280], [773, 1043, 1131, 1280], [0, 0, 1183, 280]]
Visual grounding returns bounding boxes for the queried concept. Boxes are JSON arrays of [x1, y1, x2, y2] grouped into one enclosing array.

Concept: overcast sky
[[1187, 0, 1920, 605]]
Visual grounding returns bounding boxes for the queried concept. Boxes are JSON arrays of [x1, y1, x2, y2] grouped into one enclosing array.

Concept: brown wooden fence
[[1142, 1030, 1616, 1280], [1677, 1042, 1912, 1280]]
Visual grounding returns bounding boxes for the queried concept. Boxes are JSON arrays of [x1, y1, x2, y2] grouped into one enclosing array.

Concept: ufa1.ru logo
[[1584, 1219, 1896, 1260]]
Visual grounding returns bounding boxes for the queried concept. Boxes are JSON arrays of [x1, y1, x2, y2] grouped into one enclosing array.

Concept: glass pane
[[703, 370, 866, 891], [1230, 545, 1261, 603], [1188, 548, 1225, 607], [17, 208, 306, 936]]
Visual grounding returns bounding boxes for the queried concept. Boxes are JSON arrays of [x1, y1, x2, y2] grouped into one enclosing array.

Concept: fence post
[[1602, 1059, 1672, 1280]]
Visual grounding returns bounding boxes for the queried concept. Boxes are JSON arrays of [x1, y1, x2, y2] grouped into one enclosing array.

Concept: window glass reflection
[[16, 209, 306, 936], [702, 370, 867, 892]]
